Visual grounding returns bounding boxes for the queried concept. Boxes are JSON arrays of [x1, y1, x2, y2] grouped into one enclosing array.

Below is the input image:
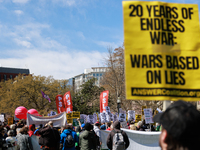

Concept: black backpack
[[65, 131, 75, 148]]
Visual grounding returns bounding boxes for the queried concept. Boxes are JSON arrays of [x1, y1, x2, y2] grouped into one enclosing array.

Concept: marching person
[[106, 121, 130, 150], [60, 124, 78, 150], [38, 121, 60, 150], [79, 123, 97, 150]]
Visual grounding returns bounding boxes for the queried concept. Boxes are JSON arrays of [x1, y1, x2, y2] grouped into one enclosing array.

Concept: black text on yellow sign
[[123, 1, 200, 101]]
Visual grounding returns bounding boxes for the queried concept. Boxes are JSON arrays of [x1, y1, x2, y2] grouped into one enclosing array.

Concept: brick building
[[0, 67, 30, 81]]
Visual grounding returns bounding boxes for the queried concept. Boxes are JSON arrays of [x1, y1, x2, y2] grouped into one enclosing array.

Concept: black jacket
[[106, 121, 130, 150], [38, 126, 60, 148]]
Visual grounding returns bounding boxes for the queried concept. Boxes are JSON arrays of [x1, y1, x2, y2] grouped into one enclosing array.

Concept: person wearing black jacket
[[38, 121, 60, 150], [106, 121, 130, 150]]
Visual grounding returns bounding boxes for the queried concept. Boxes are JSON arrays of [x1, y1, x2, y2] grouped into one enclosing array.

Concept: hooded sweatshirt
[[106, 121, 130, 150], [60, 129, 79, 150], [79, 130, 97, 150]]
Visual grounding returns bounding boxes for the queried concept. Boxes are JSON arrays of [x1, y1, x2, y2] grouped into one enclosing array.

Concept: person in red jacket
[[28, 124, 36, 137]]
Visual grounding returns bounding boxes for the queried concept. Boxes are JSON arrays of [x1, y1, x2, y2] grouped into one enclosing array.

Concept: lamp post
[[117, 97, 121, 115]]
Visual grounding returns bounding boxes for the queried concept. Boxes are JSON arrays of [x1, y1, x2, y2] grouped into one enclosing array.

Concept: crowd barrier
[[101, 129, 161, 150], [30, 129, 161, 150]]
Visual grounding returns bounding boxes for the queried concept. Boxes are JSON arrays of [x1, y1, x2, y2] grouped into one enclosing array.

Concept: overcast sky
[[0, 0, 199, 79]]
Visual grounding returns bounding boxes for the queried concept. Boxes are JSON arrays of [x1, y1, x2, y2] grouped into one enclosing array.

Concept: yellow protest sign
[[142, 106, 147, 115], [8, 117, 13, 125], [135, 114, 142, 122], [123, 1, 200, 101], [66, 113, 72, 119], [72, 112, 80, 118]]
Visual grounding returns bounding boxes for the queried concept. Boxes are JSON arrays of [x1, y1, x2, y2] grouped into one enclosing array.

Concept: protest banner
[[55, 95, 65, 114], [66, 113, 73, 123], [27, 112, 66, 127], [100, 112, 106, 123], [100, 91, 109, 112], [8, 117, 13, 125], [87, 115, 94, 124], [93, 113, 97, 123], [128, 110, 135, 121], [143, 108, 154, 124], [63, 91, 73, 113], [135, 114, 142, 123], [73, 119, 84, 126], [113, 114, 118, 122], [80, 114, 87, 123], [119, 113, 126, 122], [72, 112, 80, 118], [123, 1, 200, 101]]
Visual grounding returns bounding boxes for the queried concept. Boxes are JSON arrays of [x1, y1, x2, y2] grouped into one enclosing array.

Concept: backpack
[[65, 131, 75, 148], [112, 130, 126, 150], [92, 130, 100, 146]]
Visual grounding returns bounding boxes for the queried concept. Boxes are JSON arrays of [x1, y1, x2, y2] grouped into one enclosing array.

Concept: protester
[[93, 122, 102, 144], [60, 124, 79, 150], [153, 100, 200, 150], [75, 126, 81, 150], [16, 126, 33, 150], [100, 123, 106, 130], [106, 121, 130, 150], [79, 123, 97, 150], [28, 124, 35, 137], [33, 124, 43, 136], [130, 124, 136, 130], [106, 122, 112, 131], [38, 121, 60, 150], [6, 130, 18, 150], [10, 124, 17, 137], [136, 121, 145, 131]]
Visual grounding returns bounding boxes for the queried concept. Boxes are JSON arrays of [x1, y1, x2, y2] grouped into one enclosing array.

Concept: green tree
[[0, 74, 71, 116], [72, 78, 105, 114]]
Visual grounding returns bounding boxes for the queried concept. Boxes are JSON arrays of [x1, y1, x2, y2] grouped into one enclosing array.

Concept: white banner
[[101, 129, 161, 150], [27, 112, 66, 127], [30, 129, 161, 150]]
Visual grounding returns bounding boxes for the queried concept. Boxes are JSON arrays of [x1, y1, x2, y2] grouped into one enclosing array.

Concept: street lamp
[[117, 97, 121, 115]]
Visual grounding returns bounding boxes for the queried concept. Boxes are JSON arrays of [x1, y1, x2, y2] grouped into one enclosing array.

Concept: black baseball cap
[[153, 100, 200, 147]]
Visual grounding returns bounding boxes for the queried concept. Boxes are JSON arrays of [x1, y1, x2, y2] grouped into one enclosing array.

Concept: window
[[4, 75, 6, 81], [10, 75, 13, 79], [93, 74, 95, 77], [96, 74, 99, 76], [100, 73, 102, 76]]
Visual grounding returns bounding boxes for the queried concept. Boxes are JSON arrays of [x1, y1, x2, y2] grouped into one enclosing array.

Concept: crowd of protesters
[[0, 116, 159, 150], [1, 100, 199, 150]]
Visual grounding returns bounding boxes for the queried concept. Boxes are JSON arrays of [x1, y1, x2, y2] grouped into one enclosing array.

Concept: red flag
[[63, 91, 73, 113], [100, 90, 109, 113], [55, 95, 65, 114]]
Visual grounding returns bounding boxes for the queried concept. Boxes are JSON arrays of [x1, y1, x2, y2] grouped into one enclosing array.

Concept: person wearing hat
[[106, 121, 130, 150], [153, 100, 200, 150], [79, 123, 97, 150]]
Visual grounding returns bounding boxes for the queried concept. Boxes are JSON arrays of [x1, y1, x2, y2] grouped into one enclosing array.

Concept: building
[[69, 67, 107, 92], [0, 67, 30, 81]]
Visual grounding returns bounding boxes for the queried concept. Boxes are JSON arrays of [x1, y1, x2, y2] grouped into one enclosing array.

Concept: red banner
[[55, 95, 65, 114], [63, 91, 73, 113], [100, 90, 109, 113]]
